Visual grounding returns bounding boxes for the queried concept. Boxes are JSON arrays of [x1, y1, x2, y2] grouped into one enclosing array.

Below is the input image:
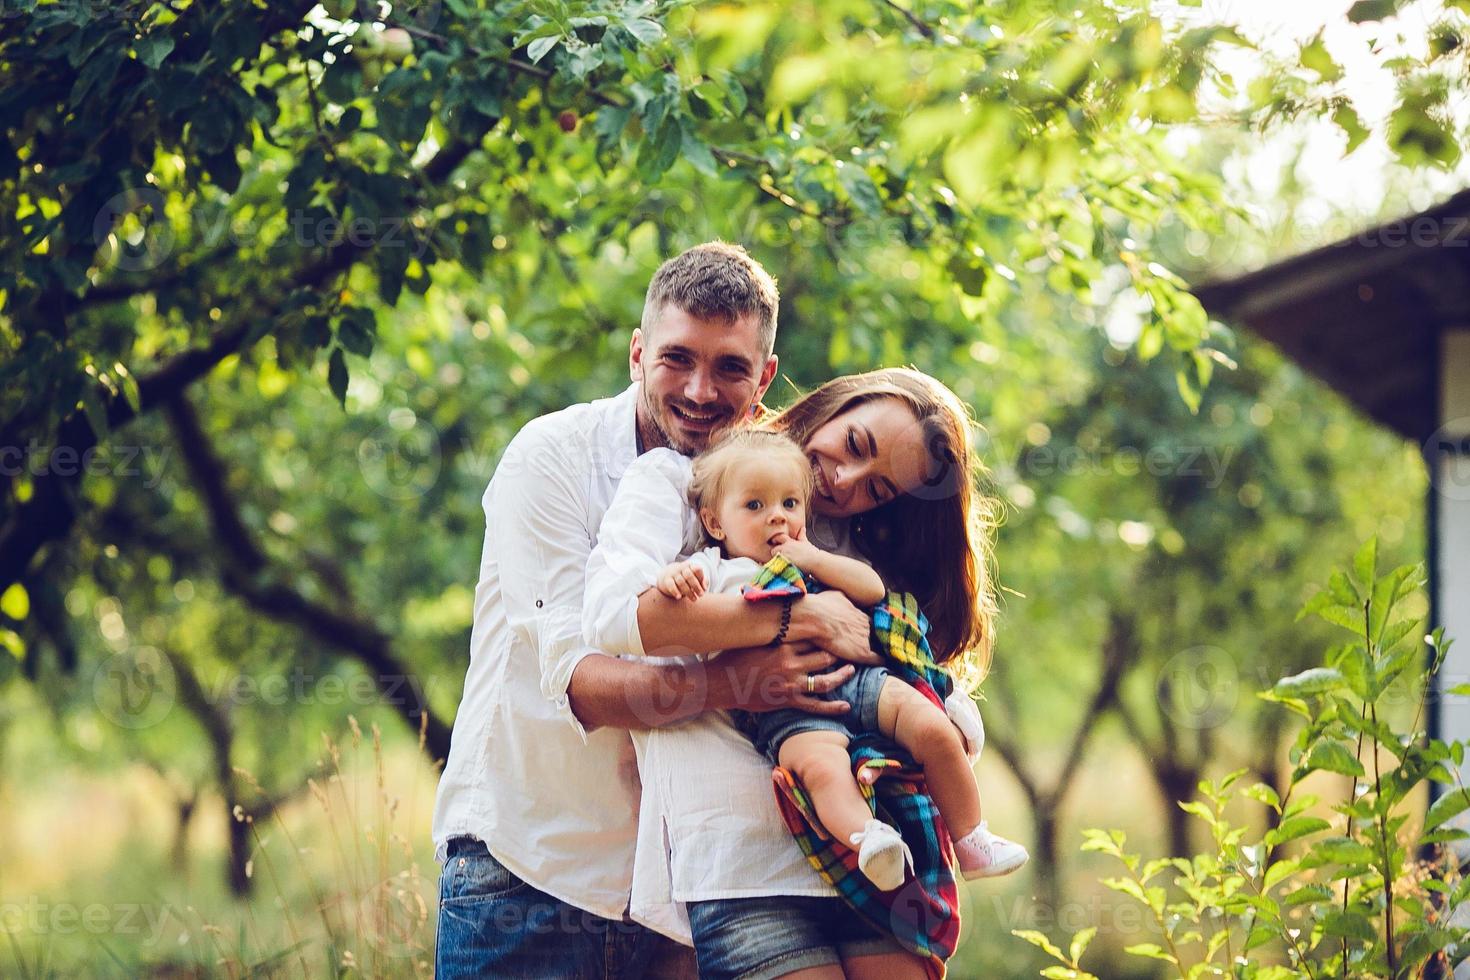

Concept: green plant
[[216, 716, 435, 977], [1019, 538, 1465, 978]]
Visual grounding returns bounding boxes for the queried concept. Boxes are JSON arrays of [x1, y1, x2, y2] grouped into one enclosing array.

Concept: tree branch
[[158, 394, 451, 760], [73, 243, 240, 312], [1053, 611, 1131, 793], [878, 0, 937, 40], [984, 615, 1130, 812], [0, 135, 479, 591], [981, 722, 1042, 809], [162, 396, 267, 573]]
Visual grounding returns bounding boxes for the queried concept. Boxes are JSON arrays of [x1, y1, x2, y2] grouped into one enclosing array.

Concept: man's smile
[[669, 403, 724, 428]]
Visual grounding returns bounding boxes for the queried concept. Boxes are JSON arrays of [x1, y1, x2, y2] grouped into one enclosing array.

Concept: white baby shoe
[[953, 820, 1029, 879], [849, 818, 913, 891]]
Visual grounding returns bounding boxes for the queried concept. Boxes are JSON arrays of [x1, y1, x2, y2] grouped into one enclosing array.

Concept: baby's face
[[706, 457, 808, 563]]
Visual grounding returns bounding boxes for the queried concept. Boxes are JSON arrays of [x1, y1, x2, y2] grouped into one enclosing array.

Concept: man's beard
[[639, 390, 732, 456]]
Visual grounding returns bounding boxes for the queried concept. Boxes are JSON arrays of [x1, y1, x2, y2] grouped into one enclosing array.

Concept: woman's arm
[[583, 449, 698, 656], [773, 533, 886, 606], [566, 642, 857, 732], [636, 587, 884, 665]]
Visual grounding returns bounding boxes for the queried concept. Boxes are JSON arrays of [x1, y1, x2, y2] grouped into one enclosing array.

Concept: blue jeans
[[436, 837, 692, 979]]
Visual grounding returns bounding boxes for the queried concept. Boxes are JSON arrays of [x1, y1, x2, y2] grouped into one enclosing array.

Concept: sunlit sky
[[1160, 0, 1470, 245]]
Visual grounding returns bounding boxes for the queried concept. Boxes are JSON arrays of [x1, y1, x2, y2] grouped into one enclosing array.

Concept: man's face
[[630, 304, 778, 455]]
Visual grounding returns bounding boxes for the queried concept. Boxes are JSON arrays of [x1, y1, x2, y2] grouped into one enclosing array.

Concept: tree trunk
[[1031, 805, 1063, 920], [225, 797, 252, 897], [1159, 766, 1201, 858], [171, 794, 197, 875]]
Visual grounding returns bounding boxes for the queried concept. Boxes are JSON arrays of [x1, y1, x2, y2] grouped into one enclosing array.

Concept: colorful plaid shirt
[[742, 557, 960, 977]]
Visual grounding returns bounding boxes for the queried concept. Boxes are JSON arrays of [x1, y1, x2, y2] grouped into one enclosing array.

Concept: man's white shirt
[[432, 383, 647, 921]]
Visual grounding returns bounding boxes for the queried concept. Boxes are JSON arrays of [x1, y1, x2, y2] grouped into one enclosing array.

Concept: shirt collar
[[606, 383, 641, 479]]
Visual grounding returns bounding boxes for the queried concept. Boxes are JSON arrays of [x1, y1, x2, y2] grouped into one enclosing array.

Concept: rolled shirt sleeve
[[945, 687, 985, 765], [583, 448, 698, 658], [488, 422, 604, 741]]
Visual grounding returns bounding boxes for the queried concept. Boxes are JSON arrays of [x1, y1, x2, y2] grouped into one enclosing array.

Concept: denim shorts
[[740, 665, 889, 762], [687, 894, 901, 980]]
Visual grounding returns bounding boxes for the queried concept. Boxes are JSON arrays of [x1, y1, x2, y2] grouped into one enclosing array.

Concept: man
[[433, 242, 875, 978]]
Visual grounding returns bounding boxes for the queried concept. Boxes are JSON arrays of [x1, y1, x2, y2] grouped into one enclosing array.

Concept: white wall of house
[[1438, 329, 1470, 787], [1439, 332, 1470, 980]]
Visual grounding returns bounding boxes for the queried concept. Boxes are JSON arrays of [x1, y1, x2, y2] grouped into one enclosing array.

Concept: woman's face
[[801, 397, 932, 518]]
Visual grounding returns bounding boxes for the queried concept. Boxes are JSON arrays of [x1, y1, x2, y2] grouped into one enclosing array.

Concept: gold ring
[[806, 674, 815, 694]]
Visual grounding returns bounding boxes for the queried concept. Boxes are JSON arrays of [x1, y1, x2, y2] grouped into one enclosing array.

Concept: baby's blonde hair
[[688, 429, 812, 543]]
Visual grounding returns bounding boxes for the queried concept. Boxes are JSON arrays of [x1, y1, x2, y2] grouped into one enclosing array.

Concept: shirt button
[[535, 600, 543, 608], [458, 858, 466, 867]]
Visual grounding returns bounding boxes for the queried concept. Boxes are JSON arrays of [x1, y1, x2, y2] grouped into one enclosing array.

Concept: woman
[[584, 368, 1000, 980]]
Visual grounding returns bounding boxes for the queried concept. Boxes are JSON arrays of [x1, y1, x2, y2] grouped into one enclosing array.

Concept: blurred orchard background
[[1, 0, 1467, 975]]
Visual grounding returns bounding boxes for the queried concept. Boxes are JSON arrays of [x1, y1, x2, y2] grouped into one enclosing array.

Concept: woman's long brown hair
[[769, 368, 1000, 683]]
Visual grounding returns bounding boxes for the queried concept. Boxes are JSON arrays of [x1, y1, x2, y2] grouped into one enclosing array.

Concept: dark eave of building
[[1194, 189, 1470, 444]]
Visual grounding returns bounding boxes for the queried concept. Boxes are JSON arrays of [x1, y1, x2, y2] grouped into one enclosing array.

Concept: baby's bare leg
[[876, 678, 981, 839], [777, 729, 872, 844]]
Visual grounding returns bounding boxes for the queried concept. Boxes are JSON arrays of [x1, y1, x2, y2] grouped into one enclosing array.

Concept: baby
[[658, 429, 1027, 890]]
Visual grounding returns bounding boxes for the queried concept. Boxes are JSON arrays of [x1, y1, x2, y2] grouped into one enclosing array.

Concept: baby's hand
[[657, 560, 708, 600], [771, 528, 823, 568]]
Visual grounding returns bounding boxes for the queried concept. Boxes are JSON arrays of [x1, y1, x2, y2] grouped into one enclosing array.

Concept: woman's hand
[[789, 592, 884, 666], [708, 642, 855, 715], [656, 560, 708, 600]]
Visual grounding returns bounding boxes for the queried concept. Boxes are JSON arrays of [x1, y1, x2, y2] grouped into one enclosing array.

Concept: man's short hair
[[640, 242, 779, 358]]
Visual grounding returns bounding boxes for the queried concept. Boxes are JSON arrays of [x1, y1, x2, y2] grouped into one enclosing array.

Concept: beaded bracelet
[[771, 595, 794, 646]]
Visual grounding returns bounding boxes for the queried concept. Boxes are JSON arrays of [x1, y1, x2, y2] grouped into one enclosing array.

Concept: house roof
[[1193, 189, 1470, 444]]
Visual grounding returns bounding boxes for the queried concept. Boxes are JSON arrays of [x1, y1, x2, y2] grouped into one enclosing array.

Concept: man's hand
[[709, 641, 856, 715], [790, 591, 884, 666], [656, 560, 708, 600]]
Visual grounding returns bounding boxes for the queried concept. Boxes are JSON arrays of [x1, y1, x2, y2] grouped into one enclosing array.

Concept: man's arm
[[488, 423, 614, 742]]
